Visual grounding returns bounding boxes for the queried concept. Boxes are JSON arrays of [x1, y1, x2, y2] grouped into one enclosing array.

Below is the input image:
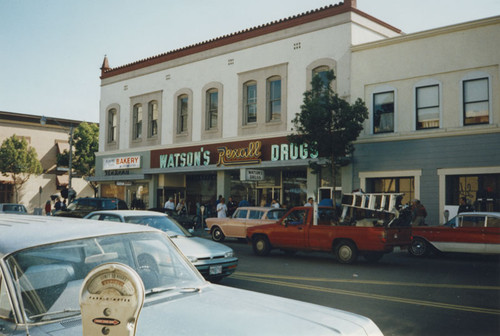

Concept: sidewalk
[[190, 227, 211, 238]]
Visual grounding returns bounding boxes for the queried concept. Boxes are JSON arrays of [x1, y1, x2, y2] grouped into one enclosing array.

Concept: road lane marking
[[234, 271, 500, 290], [231, 274, 500, 316]]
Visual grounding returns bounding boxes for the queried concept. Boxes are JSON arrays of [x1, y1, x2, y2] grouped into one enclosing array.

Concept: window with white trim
[[132, 104, 142, 140], [148, 101, 158, 138], [244, 81, 257, 124], [373, 91, 394, 134], [267, 76, 281, 122], [463, 77, 489, 125], [206, 89, 218, 130], [416, 85, 439, 129], [107, 108, 117, 143], [177, 95, 188, 134]]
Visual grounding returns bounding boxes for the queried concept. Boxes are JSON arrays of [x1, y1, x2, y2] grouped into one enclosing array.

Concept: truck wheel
[[364, 252, 384, 263], [211, 227, 225, 242], [409, 237, 429, 257], [335, 240, 358, 264], [253, 236, 271, 256]]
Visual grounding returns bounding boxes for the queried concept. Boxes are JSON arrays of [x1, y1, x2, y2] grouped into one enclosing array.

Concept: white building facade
[[94, 0, 500, 224], [93, 1, 400, 212]]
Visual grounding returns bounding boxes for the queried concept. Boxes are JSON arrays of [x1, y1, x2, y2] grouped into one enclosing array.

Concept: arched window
[[177, 95, 188, 134], [267, 76, 281, 122], [107, 108, 117, 143], [148, 100, 158, 137], [244, 81, 257, 124], [312, 66, 330, 89], [132, 104, 142, 140], [206, 89, 218, 130]]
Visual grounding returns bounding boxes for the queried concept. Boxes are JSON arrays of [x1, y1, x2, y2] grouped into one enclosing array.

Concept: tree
[[288, 70, 368, 194], [58, 122, 99, 196], [0, 135, 43, 203]]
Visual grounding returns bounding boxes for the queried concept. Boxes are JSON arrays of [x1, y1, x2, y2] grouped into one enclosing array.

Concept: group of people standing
[[164, 197, 187, 215], [44, 197, 66, 216]]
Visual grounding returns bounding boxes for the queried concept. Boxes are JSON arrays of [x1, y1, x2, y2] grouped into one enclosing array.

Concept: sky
[[1, 0, 499, 123]]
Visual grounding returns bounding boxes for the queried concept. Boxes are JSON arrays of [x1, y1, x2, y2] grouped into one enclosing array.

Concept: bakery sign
[[103, 156, 141, 170]]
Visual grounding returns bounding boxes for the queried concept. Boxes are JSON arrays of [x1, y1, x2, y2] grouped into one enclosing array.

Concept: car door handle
[[298, 226, 303, 230]]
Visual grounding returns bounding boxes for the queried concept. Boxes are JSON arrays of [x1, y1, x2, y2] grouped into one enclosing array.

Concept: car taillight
[[381, 231, 387, 242]]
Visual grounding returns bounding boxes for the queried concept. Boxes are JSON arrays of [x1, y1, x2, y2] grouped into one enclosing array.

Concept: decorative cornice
[[100, 1, 401, 80]]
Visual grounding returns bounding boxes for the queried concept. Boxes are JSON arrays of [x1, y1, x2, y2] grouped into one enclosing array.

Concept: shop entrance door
[[257, 187, 281, 207]]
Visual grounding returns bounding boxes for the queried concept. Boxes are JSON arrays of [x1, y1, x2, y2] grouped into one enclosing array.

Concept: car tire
[[409, 237, 430, 257], [211, 227, 225, 242], [252, 236, 271, 256], [334, 240, 358, 264]]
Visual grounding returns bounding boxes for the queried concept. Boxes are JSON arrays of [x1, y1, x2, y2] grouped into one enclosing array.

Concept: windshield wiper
[[179, 287, 200, 293], [145, 286, 177, 296], [29, 308, 80, 320]]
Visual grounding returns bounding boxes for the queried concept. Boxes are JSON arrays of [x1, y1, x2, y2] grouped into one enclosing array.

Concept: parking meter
[[80, 263, 145, 336]]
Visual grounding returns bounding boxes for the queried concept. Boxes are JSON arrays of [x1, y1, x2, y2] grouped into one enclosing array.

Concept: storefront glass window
[[186, 174, 217, 215], [282, 170, 307, 208], [367, 177, 414, 206], [446, 174, 499, 211]]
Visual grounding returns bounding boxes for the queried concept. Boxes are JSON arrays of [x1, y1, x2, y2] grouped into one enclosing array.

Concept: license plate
[[209, 265, 222, 275]]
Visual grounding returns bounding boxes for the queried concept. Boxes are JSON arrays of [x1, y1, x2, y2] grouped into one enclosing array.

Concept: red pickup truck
[[246, 205, 412, 264]]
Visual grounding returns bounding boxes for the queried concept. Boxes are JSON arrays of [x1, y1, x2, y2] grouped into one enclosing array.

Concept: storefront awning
[[56, 174, 69, 187]]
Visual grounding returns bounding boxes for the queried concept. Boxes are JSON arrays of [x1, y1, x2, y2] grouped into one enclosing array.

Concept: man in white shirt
[[164, 197, 175, 210], [304, 197, 314, 207], [216, 197, 228, 218]]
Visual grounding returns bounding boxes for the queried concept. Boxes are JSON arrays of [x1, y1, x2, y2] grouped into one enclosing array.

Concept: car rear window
[[102, 199, 120, 210]]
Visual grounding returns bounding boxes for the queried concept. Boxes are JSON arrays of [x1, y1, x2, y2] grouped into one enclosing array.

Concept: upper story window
[[177, 95, 188, 134], [107, 108, 117, 142], [148, 100, 158, 137], [132, 104, 142, 140], [244, 81, 257, 124], [312, 66, 330, 90], [373, 91, 394, 134], [416, 85, 439, 129], [267, 76, 281, 122], [463, 77, 489, 125], [206, 89, 218, 130]]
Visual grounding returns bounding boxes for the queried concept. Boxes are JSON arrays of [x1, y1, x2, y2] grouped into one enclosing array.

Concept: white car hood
[[171, 235, 232, 258], [43, 284, 382, 336]]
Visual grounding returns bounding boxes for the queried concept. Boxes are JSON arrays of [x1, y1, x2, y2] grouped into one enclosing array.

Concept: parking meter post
[[80, 263, 145, 336], [200, 205, 205, 230]]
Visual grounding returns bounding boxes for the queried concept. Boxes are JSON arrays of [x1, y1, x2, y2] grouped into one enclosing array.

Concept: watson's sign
[[150, 137, 318, 169], [104, 156, 141, 170]]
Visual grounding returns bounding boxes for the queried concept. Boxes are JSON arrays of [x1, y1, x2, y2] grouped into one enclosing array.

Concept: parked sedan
[[0, 214, 383, 335], [409, 212, 500, 257], [0, 203, 28, 214], [206, 206, 286, 242], [84, 210, 237, 282]]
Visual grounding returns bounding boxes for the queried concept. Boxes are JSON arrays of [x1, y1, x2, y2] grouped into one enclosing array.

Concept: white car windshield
[[5, 232, 203, 324], [123, 215, 192, 237]]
